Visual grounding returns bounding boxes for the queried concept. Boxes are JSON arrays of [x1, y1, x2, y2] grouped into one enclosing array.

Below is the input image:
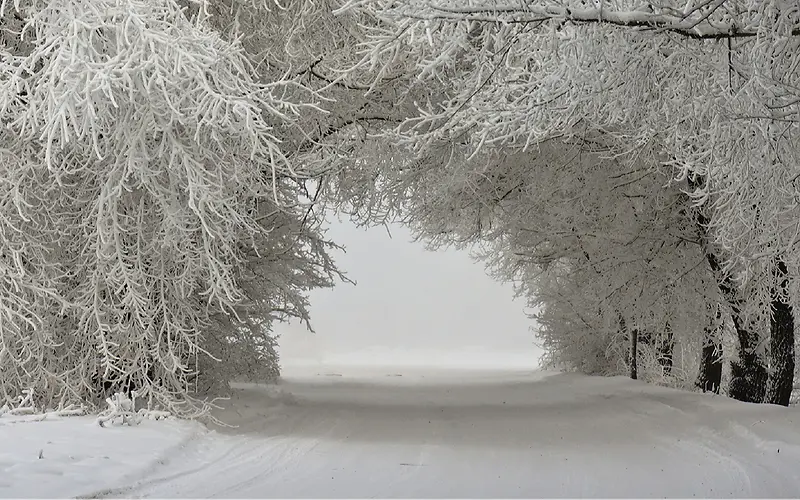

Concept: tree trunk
[[618, 314, 637, 380], [726, 299, 768, 403], [630, 328, 638, 380], [658, 322, 675, 375], [687, 175, 767, 403], [696, 305, 723, 394], [765, 259, 795, 406]]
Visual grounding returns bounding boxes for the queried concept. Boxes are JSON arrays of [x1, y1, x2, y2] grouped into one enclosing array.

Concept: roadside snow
[[3, 367, 800, 498], [0, 413, 202, 498]]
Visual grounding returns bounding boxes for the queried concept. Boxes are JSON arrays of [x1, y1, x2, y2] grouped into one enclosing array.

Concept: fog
[[277, 219, 543, 371]]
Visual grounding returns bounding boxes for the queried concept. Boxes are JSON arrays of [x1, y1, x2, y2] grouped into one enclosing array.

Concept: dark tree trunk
[[630, 328, 639, 380], [658, 322, 675, 375], [619, 314, 637, 380], [765, 259, 795, 406], [723, 285, 768, 403], [727, 327, 768, 402], [696, 306, 723, 394], [687, 175, 767, 403], [698, 343, 723, 393]]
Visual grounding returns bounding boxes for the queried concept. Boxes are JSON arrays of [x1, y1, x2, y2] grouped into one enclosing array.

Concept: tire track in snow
[[81, 370, 800, 498], [93, 433, 310, 498], [74, 422, 208, 499], [199, 437, 324, 497], [102, 408, 349, 498]]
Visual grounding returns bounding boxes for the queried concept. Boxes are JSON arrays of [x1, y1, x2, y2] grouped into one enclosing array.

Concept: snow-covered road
[[75, 367, 800, 498]]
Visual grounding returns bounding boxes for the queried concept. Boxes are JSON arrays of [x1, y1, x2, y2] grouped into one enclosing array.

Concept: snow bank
[[0, 413, 203, 498]]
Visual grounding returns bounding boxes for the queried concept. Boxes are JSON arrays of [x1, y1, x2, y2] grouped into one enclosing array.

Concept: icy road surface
[[4, 367, 800, 498]]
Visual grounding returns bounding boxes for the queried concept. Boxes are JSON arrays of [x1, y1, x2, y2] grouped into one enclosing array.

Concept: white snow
[[3, 366, 800, 498], [0, 413, 203, 498]]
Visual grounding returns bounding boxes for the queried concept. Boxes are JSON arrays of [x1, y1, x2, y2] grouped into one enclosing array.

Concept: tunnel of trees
[[0, 0, 798, 416]]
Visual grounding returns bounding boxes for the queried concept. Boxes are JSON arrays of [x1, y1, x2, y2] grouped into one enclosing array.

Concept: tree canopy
[[0, 0, 798, 413]]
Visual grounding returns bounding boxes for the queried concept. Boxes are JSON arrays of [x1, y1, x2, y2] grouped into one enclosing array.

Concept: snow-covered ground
[[0, 412, 203, 498], [3, 366, 800, 498]]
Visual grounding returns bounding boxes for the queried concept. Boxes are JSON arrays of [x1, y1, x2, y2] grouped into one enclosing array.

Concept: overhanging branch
[[404, 3, 800, 40]]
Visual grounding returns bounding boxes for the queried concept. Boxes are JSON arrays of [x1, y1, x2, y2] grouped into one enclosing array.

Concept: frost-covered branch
[[337, 0, 800, 39], [0, 0, 345, 416], [325, 0, 800, 399]]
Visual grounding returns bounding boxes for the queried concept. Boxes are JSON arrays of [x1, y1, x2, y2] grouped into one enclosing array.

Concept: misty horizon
[[278, 218, 543, 369]]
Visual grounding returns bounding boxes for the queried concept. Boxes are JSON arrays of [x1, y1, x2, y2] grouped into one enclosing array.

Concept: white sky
[[277, 218, 543, 369]]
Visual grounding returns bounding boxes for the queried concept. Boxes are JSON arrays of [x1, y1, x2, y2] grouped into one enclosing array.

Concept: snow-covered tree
[[390, 137, 724, 386], [202, 1, 414, 180], [0, 0, 343, 415], [332, 0, 799, 403]]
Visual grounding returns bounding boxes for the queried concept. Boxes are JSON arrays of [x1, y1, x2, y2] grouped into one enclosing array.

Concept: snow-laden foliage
[[327, 0, 799, 397], [96, 391, 171, 427], [399, 138, 725, 385], [0, 0, 343, 416], [337, 0, 800, 275], [202, 0, 415, 183]]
